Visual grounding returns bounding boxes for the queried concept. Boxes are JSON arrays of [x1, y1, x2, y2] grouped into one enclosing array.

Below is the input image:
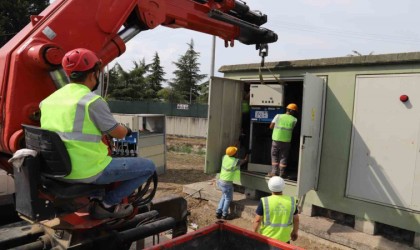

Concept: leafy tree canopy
[[0, 0, 49, 47], [170, 39, 207, 103]]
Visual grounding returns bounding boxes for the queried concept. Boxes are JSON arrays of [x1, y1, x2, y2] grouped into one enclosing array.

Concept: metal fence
[[108, 100, 208, 118]]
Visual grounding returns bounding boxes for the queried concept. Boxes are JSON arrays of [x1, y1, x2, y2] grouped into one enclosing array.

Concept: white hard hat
[[268, 176, 285, 192]]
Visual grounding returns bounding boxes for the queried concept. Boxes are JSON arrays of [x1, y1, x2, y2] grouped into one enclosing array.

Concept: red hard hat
[[62, 48, 100, 76]]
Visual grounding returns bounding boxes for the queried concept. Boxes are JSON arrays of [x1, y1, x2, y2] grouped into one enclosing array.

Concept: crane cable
[[258, 44, 282, 85]]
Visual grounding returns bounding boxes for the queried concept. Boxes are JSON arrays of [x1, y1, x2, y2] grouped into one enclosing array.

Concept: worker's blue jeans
[[216, 180, 233, 216], [92, 157, 156, 205]]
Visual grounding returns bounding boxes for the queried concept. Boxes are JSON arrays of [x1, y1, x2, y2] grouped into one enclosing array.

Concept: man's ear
[[89, 71, 97, 82], [91, 71, 97, 79]]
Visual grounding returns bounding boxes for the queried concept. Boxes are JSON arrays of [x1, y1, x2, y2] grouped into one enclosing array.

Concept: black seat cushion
[[41, 177, 105, 199]]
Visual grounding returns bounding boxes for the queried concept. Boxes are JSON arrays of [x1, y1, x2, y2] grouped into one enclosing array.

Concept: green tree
[[129, 58, 149, 99], [104, 66, 120, 100], [197, 80, 209, 104], [170, 39, 207, 103], [146, 52, 165, 100], [108, 60, 149, 101], [157, 87, 183, 103], [0, 0, 49, 47]]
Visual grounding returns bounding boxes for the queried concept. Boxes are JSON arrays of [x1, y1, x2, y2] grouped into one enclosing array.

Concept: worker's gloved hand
[[121, 124, 132, 136], [125, 126, 132, 137]]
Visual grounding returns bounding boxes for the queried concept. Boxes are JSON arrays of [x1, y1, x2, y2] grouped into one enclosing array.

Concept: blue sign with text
[[250, 106, 285, 122]]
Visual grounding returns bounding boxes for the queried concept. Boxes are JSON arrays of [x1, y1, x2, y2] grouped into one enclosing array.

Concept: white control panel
[[250, 84, 284, 106]]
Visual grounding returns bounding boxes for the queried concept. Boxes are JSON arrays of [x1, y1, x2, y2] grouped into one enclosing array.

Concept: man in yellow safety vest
[[216, 146, 248, 220], [40, 48, 156, 219], [253, 176, 299, 243], [268, 103, 298, 177]]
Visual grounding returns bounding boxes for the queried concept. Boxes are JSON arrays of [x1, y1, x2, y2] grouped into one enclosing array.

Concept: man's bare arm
[[108, 124, 129, 139], [291, 214, 299, 241], [253, 215, 262, 233]]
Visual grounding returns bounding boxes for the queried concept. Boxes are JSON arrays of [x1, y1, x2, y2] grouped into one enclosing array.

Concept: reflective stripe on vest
[[219, 155, 240, 182], [272, 114, 297, 142], [40, 84, 111, 180], [262, 196, 295, 227], [57, 92, 102, 143], [260, 195, 295, 242]]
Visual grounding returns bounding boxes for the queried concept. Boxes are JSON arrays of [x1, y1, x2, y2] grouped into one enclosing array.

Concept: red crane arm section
[[137, 0, 239, 45], [0, 0, 277, 172]]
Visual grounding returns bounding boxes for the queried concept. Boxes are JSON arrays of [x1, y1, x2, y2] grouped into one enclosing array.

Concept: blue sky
[[52, 0, 420, 84]]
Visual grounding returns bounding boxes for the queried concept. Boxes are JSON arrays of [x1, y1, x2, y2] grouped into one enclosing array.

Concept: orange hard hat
[[226, 146, 238, 157], [286, 103, 298, 111], [62, 48, 101, 76]]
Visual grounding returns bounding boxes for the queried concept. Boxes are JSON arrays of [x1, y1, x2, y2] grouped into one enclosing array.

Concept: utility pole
[[210, 36, 216, 77]]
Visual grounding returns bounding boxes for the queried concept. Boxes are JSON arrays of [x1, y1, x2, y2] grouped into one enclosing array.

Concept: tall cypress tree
[[147, 52, 165, 100], [0, 0, 49, 47], [170, 39, 207, 103]]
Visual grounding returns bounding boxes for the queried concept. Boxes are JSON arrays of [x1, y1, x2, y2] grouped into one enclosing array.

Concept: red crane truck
[[0, 1, 282, 249]]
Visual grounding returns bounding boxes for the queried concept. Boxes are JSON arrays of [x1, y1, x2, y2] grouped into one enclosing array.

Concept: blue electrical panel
[[250, 106, 285, 122], [112, 132, 138, 157]]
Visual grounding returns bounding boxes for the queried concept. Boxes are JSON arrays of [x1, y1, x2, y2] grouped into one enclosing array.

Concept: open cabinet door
[[205, 77, 244, 174], [297, 74, 326, 198]]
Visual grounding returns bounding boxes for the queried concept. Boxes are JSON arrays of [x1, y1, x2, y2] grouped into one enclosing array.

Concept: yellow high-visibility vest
[[272, 114, 297, 142], [260, 195, 295, 242], [40, 83, 111, 180], [219, 155, 240, 182]]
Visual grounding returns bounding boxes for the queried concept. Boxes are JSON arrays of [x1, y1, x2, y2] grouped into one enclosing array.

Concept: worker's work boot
[[268, 165, 280, 177], [90, 201, 133, 220], [222, 214, 234, 220], [279, 167, 286, 178]]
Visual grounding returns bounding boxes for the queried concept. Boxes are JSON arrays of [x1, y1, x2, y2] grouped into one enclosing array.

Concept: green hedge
[[108, 100, 208, 118]]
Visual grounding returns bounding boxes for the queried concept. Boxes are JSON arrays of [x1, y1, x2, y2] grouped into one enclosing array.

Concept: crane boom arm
[[0, 0, 277, 172]]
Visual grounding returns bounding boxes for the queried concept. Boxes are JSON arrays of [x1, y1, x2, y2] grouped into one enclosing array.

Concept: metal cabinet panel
[[205, 77, 243, 174], [138, 144, 165, 157], [347, 74, 420, 211], [138, 135, 164, 148], [297, 74, 326, 198], [113, 114, 166, 175], [250, 84, 284, 106]]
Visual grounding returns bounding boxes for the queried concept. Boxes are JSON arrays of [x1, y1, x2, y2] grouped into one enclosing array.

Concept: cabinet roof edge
[[219, 52, 420, 73]]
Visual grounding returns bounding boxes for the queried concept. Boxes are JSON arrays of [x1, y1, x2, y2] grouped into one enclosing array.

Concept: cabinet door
[[347, 74, 420, 211], [205, 77, 244, 174], [297, 74, 326, 198]]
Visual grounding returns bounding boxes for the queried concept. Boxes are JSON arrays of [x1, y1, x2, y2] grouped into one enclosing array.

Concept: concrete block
[[414, 232, 420, 249], [300, 203, 315, 217], [244, 188, 257, 200], [354, 217, 377, 235]]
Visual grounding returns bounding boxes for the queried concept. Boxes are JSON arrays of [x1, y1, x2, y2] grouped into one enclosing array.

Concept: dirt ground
[[155, 136, 351, 250]]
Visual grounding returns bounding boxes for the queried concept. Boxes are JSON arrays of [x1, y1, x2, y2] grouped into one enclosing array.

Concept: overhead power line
[[271, 21, 420, 45]]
